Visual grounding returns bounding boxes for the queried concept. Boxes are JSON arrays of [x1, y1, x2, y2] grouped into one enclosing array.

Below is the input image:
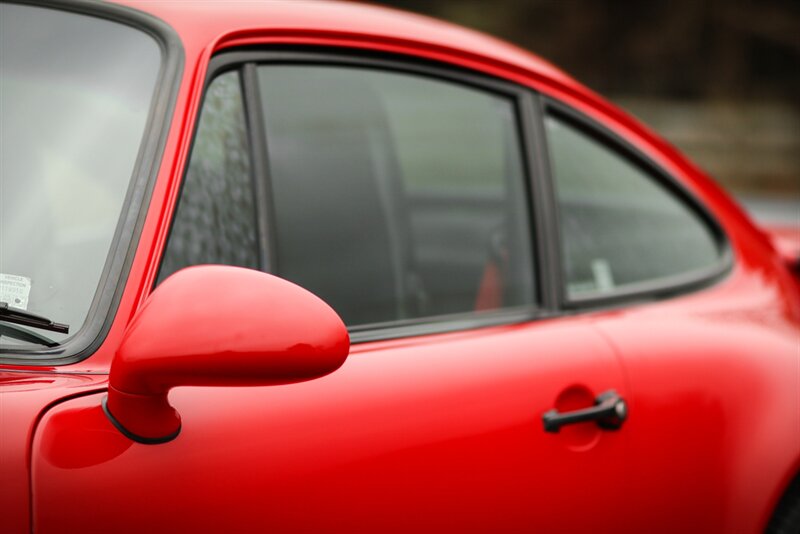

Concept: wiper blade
[[0, 323, 59, 348], [0, 301, 69, 334]]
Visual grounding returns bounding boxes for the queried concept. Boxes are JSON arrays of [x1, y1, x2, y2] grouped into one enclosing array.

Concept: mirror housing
[[104, 265, 349, 444]]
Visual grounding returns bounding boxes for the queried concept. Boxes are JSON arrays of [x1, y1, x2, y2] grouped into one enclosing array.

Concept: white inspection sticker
[[590, 259, 615, 292], [0, 273, 32, 310]]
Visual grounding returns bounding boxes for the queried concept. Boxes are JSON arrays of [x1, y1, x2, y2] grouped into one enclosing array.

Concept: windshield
[[0, 4, 161, 348]]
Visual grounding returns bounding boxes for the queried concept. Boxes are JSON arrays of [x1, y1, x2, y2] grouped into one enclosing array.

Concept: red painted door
[[33, 318, 631, 532]]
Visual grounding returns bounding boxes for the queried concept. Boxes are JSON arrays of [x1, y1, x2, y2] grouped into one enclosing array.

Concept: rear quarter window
[[544, 113, 723, 299]]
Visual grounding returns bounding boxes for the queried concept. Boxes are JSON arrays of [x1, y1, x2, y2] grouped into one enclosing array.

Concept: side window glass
[[257, 66, 534, 326], [159, 71, 258, 283], [545, 114, 721, 298]]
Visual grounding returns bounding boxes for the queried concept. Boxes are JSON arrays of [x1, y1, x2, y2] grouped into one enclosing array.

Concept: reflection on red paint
[[40, 405, 132, 470]]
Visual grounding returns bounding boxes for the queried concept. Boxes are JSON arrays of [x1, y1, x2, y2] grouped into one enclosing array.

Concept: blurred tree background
[[372, 0, 800, 216]]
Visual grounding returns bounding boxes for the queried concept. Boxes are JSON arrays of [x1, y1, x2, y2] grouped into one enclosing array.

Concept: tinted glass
[[159, 71, 258, 282], [258, 65, 534, 326], [0, 4, 160, 347], [545, 115, 720, 297]]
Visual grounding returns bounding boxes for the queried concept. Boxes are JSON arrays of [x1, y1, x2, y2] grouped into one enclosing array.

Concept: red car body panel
[[1, 1, 798, 532], [0, 372, 108, 532], [763, 225, 800, 276], [33, 319, 632, 532]]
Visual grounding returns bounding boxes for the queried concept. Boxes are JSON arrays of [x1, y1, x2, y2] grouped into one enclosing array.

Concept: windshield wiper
[[0, 323, 59, 348], [0, 301, 69, 334]]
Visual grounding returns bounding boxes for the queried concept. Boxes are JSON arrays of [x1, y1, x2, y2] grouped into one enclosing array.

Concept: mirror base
[[102, 396, 181, 445]]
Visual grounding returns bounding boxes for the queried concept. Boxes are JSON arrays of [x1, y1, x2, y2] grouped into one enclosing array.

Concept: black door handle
[[543, 390, 628, 433]]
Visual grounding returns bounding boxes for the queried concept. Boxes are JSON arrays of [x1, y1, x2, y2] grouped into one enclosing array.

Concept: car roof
[[117, 0, 577, 88]]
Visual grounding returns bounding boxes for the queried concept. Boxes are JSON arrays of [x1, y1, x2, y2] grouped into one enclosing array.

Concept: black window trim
[[0, 0, 184, 366], [182, 48, 555, 344], [539, 95, 734, 310]]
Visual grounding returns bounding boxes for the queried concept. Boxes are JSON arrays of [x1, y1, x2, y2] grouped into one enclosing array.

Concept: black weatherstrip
[[240, 63, 277, 272], [522, 93, 562, 312]]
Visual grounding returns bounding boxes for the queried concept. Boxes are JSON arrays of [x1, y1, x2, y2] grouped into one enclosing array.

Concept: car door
[[32, 52, 635, 532], [540, 103, 800, 533]]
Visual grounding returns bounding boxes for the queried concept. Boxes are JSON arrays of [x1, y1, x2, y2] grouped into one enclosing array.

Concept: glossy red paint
[[589, 271, 800, 531], [0, 371, 108, 532], [34, 319, 632, 532], [763, 225, 800, 274], [106, 266, 349, 441], [0, 1, 797, 533]]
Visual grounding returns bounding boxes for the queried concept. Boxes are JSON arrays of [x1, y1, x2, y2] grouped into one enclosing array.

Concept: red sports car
[[1, 1, 798, 532]]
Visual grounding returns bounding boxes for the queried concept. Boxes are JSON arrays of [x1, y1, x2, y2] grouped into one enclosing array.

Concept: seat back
[[260, 66, 407, 325]]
